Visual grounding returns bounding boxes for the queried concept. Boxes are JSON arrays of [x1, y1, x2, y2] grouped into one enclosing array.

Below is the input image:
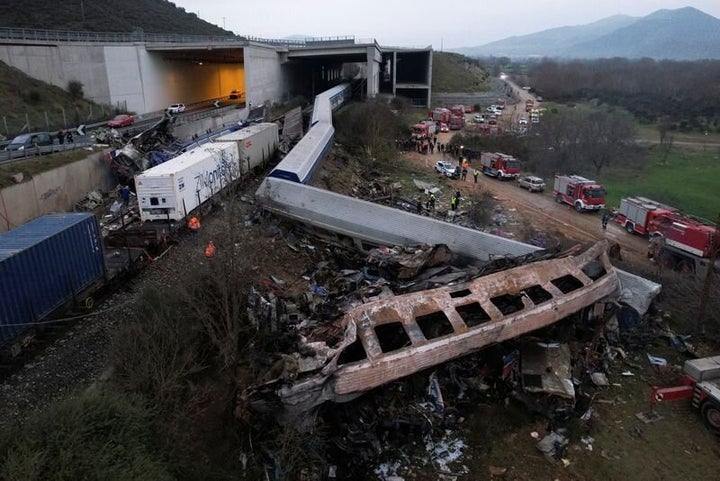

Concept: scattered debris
[[536, 430, 569, 462], [246, 240, 620, 422], [636, 410, 664, 423], [647, 354, 668, 367], [488, 465, 507, 476], [73, 190, 105, 212]]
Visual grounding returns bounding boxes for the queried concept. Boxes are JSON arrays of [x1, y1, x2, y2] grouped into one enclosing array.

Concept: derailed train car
[[135, 142, 239, 222], [213, 122, 279, 174], [269, 83, 350, 184], [135, 123, 278, 222], [0, 214, 106, 355]]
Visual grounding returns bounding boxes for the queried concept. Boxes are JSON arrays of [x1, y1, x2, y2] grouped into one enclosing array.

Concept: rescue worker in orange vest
[[205, 240, 216, 258], [188, 216, 201, 246]]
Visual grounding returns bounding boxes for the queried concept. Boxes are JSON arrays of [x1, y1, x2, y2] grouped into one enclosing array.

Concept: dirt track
[[405, 128, 653, 271]]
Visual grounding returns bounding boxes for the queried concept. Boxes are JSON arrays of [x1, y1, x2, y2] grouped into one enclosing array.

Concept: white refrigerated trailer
[[213, 122, 279, 175], [135, 142, 239, 222]]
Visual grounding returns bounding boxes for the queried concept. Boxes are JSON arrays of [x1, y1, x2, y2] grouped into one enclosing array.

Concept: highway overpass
[[0, 28, 432, 115]]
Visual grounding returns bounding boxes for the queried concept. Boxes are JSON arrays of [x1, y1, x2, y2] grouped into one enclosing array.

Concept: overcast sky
[[171, 0, 720, 48]]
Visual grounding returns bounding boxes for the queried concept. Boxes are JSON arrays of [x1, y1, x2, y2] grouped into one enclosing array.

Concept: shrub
[[0, 389, 172, 481], [67, 80, 84, 99]]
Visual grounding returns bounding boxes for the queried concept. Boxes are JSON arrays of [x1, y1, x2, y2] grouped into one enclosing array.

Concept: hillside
[[431, 52, 490, 92], [0, 62, 107, 138], [452, 7, 720, 60], [0, 0, 232, 36]]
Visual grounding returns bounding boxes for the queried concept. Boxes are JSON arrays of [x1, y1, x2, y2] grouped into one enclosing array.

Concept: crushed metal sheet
[[616, 269, 662, 315], [520, 342, 575, 399], [366, 244, 452, 280]]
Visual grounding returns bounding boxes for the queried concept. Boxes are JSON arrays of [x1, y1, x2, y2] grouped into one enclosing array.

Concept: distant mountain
[[452, 7, 720, 60], [453, 15, 637, 58]]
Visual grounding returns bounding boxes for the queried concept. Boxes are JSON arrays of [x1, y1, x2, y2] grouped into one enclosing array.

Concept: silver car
[[435, 161, 459, 178], [517, 175, 546, 192]]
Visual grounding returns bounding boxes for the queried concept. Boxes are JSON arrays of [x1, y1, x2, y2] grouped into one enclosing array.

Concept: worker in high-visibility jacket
[[205, 240, 216, 258], [188, 216, 201, 246]]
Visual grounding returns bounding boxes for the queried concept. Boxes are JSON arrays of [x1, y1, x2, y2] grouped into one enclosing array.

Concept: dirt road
[[418, 129, 653, 270]]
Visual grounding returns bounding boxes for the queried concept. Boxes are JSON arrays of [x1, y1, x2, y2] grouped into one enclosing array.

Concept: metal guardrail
[[0, 97, 246, 163], [0, 27, 241, 44], [0, 27, 371, 49], [0, 140, 95, 164]]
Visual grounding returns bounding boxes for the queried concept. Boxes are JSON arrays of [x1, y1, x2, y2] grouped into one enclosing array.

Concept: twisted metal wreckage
[[246, 239, 642, 420]]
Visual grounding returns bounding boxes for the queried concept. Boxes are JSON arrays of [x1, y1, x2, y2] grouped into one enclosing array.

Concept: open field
[[603, 145, 720, 221]]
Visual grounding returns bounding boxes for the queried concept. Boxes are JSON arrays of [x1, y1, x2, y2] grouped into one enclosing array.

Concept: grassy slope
[[432, 52, 490, 92], [0, 62, 112, 138]]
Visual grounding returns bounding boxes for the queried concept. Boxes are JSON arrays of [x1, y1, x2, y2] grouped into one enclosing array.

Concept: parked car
[[473, 114, 484, 123], [439, 122, 449, 132], [5, 132, 54, 151], [435, 161, 458, 178], [517, 175, 546, 192], [107, 114, 135, 128], [166, 103, 186, 114], [519, 116, 528, 125]]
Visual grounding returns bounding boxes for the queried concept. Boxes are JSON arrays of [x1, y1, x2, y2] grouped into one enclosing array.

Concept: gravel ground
[[0, 296, 120, 428]]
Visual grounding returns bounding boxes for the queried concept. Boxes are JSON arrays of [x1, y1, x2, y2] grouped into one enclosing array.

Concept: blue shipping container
[[0, 213, 106, 349]]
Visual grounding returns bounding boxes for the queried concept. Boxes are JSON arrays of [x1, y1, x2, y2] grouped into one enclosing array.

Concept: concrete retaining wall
[[244, 44, 290, 107], [0, 152, 115, 233]]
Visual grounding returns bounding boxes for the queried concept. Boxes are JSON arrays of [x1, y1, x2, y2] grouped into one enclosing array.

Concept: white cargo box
[[213, 122, 279, 174], [135, 142, 239, 222], [685, 356, 720, 382]]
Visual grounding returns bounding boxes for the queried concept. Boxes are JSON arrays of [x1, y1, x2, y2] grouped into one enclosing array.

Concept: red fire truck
[[652, 355, 720, 434], [552, 175, 606, 213], [451, 105, 466, 118], [479, 152, 521, 179], [448, 115, 465, 130], [613, 196, 718, 276], [412, 120, 436, 139], [430, 108, 452, 124], [613, 196, 678, 235]]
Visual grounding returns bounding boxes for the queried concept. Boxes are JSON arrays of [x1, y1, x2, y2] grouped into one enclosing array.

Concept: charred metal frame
[[274, 240, 619, 414]]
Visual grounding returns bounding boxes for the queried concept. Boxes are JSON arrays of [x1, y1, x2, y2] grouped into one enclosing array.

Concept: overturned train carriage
[[255, 240, 620, 418]]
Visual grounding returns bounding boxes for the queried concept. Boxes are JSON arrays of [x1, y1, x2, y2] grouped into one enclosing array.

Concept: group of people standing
[[187, 215, 216, 258], [397, 135, 446, 155], [55, 129, 74, 145]]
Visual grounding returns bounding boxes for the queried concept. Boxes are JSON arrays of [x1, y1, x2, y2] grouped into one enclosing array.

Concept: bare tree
[[657, 115, 675, 165], [335, 99, 407, 171], [532, 108, 641, 176]]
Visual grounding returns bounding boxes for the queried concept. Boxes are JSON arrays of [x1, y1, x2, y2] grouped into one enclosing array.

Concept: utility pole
[[80, 0, 85, 22], [697, 213, 720, 334], [223, 17, 226, 29]]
